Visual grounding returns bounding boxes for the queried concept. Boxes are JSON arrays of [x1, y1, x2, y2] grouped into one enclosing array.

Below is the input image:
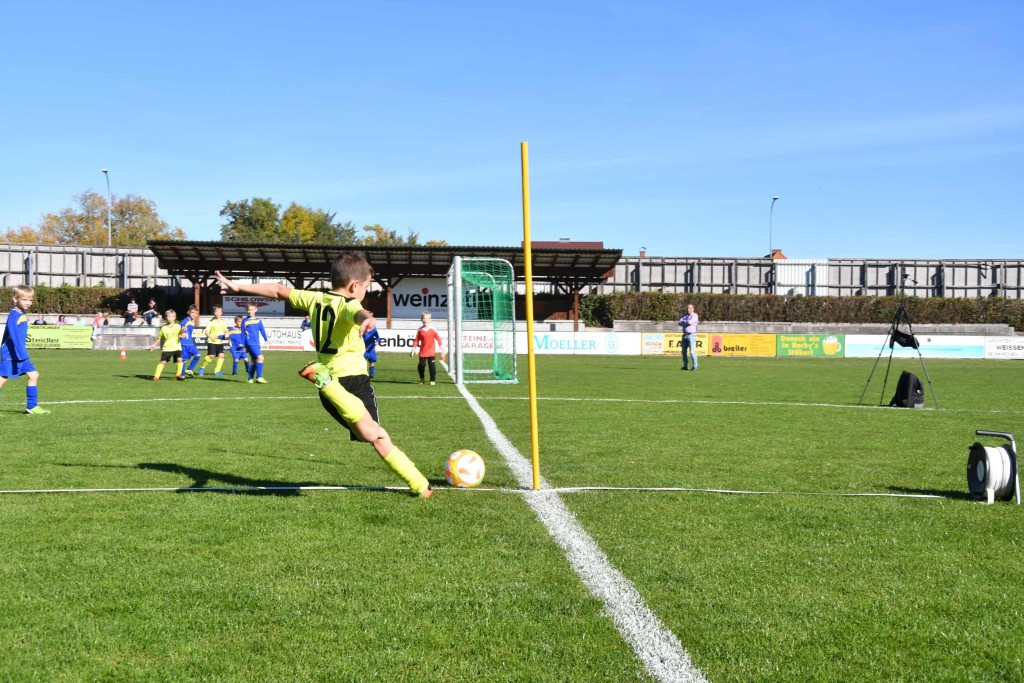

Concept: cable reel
[[967, 431, 1020, 505]]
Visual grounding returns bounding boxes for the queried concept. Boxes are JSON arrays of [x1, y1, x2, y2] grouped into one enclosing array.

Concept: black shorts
[[207, 343, 225, 356], [160, 351, 182, 362], [319, 374, 379, 441]]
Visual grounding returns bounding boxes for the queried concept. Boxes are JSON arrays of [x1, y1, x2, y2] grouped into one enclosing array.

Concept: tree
[[219, 198, 284, 242], [32, 191, 185, 246], [0, 224, 45, 243], [280, 203, 358, 244], [360, 224, 421, 246]]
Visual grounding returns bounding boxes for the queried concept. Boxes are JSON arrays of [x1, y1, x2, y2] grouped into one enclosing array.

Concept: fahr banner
[[642, 333, 709, 356], [222, 295, 285, 317]]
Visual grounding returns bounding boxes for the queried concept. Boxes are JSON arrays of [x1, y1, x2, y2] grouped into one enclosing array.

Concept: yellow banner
[[26, 326, 94, 350], [708, 333, 777, 357], [644, 333, 709, 356]]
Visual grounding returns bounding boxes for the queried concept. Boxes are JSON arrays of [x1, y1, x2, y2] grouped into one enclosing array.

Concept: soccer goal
[[446, 256, 517, 384]]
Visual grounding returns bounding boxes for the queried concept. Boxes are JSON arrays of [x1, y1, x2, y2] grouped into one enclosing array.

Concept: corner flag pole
[[521, 142, 541, 490]]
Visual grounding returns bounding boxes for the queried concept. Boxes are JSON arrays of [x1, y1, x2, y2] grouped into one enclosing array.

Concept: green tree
[[219, 198, 285, 242], [280, 203, 358, 244], [360, 224, 421, 246], [32, 191, 185, 246]]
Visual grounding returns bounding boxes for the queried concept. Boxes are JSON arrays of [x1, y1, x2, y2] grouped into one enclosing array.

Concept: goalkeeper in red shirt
[[411, 311, 444, 386]]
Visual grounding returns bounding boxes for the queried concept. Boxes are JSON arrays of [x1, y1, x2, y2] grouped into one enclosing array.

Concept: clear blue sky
[[3, 0, 1022, 259]]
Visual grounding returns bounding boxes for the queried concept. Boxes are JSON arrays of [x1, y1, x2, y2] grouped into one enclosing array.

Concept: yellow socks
[[176, 361, 184, 376], [383, 447, 430, 495], [153, 363, 163, 379], [214, 358, 225, 374]]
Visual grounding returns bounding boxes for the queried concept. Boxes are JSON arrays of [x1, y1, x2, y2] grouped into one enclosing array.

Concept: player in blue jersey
[[0, 285, 51, 414], [226, 315, 250, 376], [179, 305, 201, 378], [241, 303, 269, 383], [363, 326, 381, 379]]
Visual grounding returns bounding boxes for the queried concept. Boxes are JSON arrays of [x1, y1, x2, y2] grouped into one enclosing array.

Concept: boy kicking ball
[[214, 252, 432, 498]]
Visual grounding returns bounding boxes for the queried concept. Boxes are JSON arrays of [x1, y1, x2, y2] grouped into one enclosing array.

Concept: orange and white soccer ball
[[444, 449, 485, 488]]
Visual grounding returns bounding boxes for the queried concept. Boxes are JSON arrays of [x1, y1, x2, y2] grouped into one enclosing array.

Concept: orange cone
[[119, 348, 127, 360]]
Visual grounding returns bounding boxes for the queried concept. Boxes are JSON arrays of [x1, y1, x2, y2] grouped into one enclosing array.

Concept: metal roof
[[147, 240, 622, 291]]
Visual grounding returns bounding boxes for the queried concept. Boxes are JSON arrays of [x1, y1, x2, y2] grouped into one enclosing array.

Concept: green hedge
[[580, 292, 1024, 330], [20, 285, 194, 317]]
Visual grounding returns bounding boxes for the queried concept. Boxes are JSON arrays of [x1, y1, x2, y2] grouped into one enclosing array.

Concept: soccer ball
[[444, 449, 485, 488]]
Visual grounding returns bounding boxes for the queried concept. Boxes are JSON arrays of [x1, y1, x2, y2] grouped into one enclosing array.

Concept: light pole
[[769, 195, 779, 259], [101, 169, 111, 247]]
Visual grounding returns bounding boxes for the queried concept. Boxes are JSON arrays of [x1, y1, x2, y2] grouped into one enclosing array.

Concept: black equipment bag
[[889, 370, 924, 408], [890, 329, 919, 349]]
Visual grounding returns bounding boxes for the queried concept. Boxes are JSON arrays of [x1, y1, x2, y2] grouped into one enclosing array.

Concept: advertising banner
[[390, 278, 449, 318], [642, 333, 709, 356], [845, 335, 985, 359], [222, 295, 285, 317], [26, 326, 94, 350], [708, 334, 777, 357], [984, 337, 1024, 360], [777, 334, 845, 358]]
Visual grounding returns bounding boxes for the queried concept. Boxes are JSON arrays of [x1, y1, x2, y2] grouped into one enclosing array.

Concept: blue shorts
[[244, 344, 263, 359], [181, 345, 200, 360], [364, 350, 377, 363], [0, 357, 36, 378], [231, 346, 247, 360]]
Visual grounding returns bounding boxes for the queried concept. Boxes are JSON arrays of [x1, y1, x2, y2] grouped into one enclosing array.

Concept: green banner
[[776, 334, 845, 358], [26, 326, 94, 350]]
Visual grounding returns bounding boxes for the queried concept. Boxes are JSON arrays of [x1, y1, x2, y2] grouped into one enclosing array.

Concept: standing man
[[678, 303, 699, 371]]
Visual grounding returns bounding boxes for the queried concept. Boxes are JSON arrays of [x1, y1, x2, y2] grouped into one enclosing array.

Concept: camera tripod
[[858, 272, 938, 407]]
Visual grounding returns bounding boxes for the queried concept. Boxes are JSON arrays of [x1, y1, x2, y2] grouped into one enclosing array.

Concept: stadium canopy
[[147, 240, 622, 325]]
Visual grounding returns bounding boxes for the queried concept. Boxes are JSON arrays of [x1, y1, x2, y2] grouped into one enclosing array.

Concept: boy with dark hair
[[241, 303, 268, 384], [227, 315, 250, 376], [0, 285, 52, 414], [214, 252, 432, 497]]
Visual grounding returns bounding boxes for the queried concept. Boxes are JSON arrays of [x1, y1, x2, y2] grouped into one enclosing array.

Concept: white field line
[[19, 394, 1021, 415], [456, 383, 708, 683]]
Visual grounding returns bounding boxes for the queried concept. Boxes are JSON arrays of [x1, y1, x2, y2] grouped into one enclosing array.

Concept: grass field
[[1, 349, 1022, 682]]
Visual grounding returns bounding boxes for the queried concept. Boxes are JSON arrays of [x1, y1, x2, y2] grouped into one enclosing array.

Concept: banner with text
[[26, 326, 94, 350], [222, 295, 285, 317], [708, 333, 777, 357], [985, 337, 1024, 360], [776, 334, 845, 357], [642, 333, 709, 356]]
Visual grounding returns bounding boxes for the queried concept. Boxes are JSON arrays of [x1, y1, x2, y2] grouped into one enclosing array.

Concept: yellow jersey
[[288, 289, 367, 377]]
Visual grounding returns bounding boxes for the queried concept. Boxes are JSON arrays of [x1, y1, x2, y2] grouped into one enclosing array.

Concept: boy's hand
[[213, 271, 237, 293], [358, 314, 376, 336], [410, 349, 416, 357]]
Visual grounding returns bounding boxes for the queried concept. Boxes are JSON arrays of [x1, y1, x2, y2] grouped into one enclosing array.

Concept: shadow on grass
[[136, 462, 406, 496], [886, 486, 973, 501]]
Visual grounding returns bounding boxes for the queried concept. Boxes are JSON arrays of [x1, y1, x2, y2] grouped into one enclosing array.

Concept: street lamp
[[769, 195, 780, 259], [101, 169, 111, 247]]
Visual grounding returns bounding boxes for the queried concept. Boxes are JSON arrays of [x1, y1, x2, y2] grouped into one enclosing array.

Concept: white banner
[[390, 278, 448, 318], [985, 337, 1024, 360], [222, 295, 285, 317]]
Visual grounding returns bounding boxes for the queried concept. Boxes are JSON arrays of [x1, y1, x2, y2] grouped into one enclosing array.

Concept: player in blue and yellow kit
[[214, 252, 432, 497], [241, 303, 269, 383], [0, 285, 51, 414], [180, 305, 201, 378], [226, 315, 250, 376], [148, 309, 184, 380], [198, 305, 229, 377], [363, 326, 381, 379]]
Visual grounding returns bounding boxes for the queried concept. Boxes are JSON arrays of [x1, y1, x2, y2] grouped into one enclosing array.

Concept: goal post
[[446, 256, 518, 384]]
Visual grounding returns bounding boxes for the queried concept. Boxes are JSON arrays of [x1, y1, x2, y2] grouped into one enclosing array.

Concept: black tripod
[[858, 272, 938, 407]]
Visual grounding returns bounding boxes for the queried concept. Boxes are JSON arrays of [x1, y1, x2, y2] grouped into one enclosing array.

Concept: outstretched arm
[[214, 271, 293, 301]]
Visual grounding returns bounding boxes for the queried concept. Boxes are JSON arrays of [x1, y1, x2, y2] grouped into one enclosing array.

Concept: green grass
[[1, 350, 1023, 681]]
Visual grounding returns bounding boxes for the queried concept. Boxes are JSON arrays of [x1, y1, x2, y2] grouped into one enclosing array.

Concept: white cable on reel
[[967, 431, 1020, 505]]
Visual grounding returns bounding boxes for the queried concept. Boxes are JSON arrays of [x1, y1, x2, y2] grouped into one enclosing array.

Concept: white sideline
[[456, 383, 708, 683]]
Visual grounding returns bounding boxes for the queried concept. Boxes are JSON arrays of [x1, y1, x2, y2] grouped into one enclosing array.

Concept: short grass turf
[[1, 350, 1022, 681]]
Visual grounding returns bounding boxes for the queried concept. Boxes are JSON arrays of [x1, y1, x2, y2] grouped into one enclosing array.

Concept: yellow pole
[[521, 142, 541, 490]]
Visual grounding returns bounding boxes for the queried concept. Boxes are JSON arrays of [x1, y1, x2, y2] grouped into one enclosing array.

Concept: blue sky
[[2, 0, 1022, 259]]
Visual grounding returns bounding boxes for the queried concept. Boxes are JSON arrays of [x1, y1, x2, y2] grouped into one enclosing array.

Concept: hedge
[[579, 292, 1024, 331]]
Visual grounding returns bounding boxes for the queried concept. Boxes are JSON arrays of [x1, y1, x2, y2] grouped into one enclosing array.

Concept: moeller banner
[[26, 326, 93, 349], [708, 333, 777, 357], [777, 334, 845, 357]]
